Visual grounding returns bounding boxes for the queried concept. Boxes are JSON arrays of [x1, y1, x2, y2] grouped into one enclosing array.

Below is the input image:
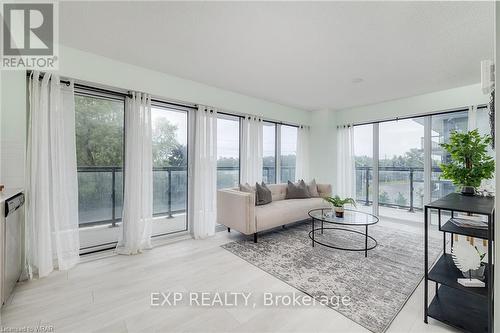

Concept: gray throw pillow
[[286, 180, 311, 199], [307, 179, 319, 197], [255, 182, 272, 206]]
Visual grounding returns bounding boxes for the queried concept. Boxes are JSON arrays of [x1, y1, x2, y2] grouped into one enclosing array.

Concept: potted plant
[[323, 195, 356, 218], [440, 129, 494, 196]]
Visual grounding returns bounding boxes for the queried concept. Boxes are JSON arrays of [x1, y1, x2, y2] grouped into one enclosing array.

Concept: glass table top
[[308, 208, 379, 226]]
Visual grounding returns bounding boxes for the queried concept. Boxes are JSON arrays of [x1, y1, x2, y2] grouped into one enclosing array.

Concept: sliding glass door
[[75, 90, 125, 251], [77, 90, 190, 253], [352, 107, 490, 223], [151, 104, 189, 237], [379, 118, 424, 222]]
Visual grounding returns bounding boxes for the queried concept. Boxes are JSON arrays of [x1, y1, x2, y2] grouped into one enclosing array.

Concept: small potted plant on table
[[323, 195, 356, 218]]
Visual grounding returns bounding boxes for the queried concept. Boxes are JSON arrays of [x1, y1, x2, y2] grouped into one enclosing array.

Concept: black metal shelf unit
[[424, 193, 495, 333]]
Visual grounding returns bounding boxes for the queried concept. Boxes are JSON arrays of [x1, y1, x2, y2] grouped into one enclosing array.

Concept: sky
[[354, 119, 426, 159], [151, 108, 297, 160]]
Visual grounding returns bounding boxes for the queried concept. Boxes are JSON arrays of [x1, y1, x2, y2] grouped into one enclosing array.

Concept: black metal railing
[[78, 165, 297, 227], [355, 166, 454, 212], [77, 166, 188, 227]]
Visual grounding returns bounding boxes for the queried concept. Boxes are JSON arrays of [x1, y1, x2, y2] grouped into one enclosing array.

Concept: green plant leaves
[[439, 129, 495, 189]]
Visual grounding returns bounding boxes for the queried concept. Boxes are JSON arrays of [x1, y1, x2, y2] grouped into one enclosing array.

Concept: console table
[[424, 193, 494, 333]]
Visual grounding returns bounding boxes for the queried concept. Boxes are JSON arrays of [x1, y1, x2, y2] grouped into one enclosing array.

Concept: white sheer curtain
[[26, 72, 79, 278], [296, 125, 310, 181], [192, 106, 218, 239], [336, 124, 355, 198], [240, 116, 263, 184], [468, 105, 478, 130], [117, 92, 153, 255]]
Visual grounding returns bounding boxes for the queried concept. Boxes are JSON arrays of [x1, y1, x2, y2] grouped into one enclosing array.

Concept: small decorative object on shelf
[[322, 195, 356, 218], [424, 192, 494, 333], [449, 217, 488, 229], [451, 241, 486, 287], [439, 129, 495, 196]]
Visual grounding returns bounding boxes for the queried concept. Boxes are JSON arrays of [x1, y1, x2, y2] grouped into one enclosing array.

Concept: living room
[[0, 1, 499, 332]]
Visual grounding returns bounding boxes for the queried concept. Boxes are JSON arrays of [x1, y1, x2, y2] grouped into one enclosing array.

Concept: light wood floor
[[1, 219, 458, 333]]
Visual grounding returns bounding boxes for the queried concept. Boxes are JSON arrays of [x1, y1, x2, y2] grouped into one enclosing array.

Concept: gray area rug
[[221, 222, 442, 333]]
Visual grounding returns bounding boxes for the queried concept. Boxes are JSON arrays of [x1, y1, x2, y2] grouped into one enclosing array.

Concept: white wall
[[309, 109, 337, 187], [58, 46, 311, 125], [0, 71, 26, 189], [0, 46, 312, 190], [310, 83, 489, 192], [336, 83, 488, 125]]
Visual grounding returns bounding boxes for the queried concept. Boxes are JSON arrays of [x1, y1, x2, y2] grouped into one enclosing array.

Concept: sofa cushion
[[307, 179, 319, 197], [285, 180, 311, 199], [267, 184, 287, 201], [255, 182, 272, 206], [317, 184, 332, 198], [255, 197, 329, 231]]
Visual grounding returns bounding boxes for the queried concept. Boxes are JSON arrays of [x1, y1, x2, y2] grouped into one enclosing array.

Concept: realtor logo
[[1, 1, 59, 69]]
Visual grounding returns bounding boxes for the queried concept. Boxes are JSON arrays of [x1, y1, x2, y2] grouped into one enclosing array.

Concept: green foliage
[[355, 148, 424, 168], [439, 130, 494, 189], [75, 95, 187, 168], [152, 117, 179, 167], [394, 192, 408, 207], [379, 191, 390, 204], [75, 95, 124, 166], [323, 195, 356, 208]]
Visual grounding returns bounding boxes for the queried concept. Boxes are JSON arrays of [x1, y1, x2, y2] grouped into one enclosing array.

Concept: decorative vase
[[461, 186, 476, 196], [334, 206, 344, 218]]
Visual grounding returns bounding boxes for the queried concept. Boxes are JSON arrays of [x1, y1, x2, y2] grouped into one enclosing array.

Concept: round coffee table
[[308, 208, 379, 257]]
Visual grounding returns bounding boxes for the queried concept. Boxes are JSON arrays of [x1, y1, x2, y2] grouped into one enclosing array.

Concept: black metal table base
[[309, 221, 377, 257]]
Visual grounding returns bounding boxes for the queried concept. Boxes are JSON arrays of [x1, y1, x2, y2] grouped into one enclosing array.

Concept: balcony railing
[[355, 166, 455, 212], [78, 165, 296, 227], [78, 166, 188, 227]]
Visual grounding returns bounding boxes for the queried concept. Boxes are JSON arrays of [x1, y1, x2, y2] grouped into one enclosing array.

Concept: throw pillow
[[255, 182, 272, 206], [239, 183, 254, 194], [285, 180, 311, 199], [307, 179, 319, 197], [240, 183, 257, 205]]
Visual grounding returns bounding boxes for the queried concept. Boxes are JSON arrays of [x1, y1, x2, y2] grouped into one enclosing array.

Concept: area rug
[[221, 222, 442, 333]]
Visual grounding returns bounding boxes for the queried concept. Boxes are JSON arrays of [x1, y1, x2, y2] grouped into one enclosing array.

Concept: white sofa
[[217, 183, 332, 242]]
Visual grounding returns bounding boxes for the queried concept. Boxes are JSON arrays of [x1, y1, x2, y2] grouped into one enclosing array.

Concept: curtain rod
[[350, 104, 488, 127], [26, 70, 198, 110], [26, 71, 307, 128]]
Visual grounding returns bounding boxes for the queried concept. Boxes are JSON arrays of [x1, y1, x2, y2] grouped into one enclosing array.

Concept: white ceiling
[[59, 1, 494, 111]]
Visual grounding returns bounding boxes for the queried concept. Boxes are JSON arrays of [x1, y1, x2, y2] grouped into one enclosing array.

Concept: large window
[[151, 105, 188, 236], [217, 114, 240, 189], [430, 111, 468, 202], [280, 125, 298, 183], [263, 122, 276, 183]]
